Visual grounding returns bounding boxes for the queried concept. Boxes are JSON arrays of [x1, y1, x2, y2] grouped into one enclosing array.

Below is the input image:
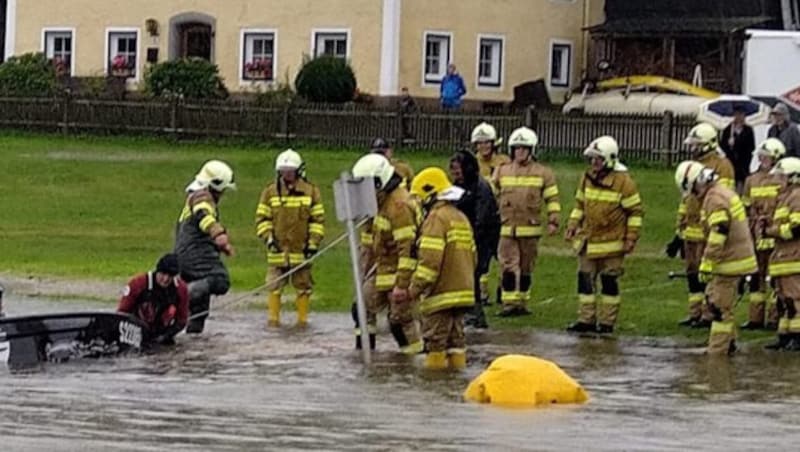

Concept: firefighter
[[565, 136, 643, 335], [471, 122, 509, 180], [764, 157, 800, 350], [370, 137, 415, 189], [255, 149, 325, 328], [667, 123, 736, 328], [174, 160, 236, 334], [351, 153, 423, 354], [493, 126, 560, 316], [409, 167, 476, 370], [674, 160, 756, 355], [117, 253, 189, 345], [741, 138, 786, 330]]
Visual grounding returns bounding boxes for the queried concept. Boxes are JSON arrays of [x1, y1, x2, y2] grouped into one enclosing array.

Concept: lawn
[[0, 131, 769, 341]]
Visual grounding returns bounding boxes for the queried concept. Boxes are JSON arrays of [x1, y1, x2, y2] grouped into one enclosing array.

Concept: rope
[[188, 217, 370, 321]]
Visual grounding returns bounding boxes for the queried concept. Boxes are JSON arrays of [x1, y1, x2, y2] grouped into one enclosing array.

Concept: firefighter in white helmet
[[668, 123, 735, 328], [674, 160, 756, 355], [471, 122, 509, 180], [565, 136, 643, 335], [175, 160, 237, 334], [492, 126, 560, 316], [255, 149, 325, 328], [763, 156, 800, 350], [740, 138, 786, 330], [351, 154, 423, 355]]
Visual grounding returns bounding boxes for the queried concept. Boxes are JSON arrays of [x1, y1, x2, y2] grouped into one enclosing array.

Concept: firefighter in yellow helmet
[[675, 160, 756, 355], [764, 157, 800, 350], [351, 153, 423, 354], [493, 126, 560, 316], [175, 160, 236, 334], [471, 122, 509, 180], [565, 136, 643, 335], [741, 138, 786, 330], [255, 150, 325, 328], [668, 123, 736, 328], [409, 167, 476, 370]]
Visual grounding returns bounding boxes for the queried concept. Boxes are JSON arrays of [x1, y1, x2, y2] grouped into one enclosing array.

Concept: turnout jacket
[[477, 153, 510, 180], [743, 169, 785, 251], [373, 186, 419, 292], [391, 158, 415, 190], [493, 160, 561, 238], [568, 169, 643, 258], [255, 178, 325, 267], [117, 272, 189, 333], [766, 185, 800, 277], [699, 184, 757, 276], [174, 189, 229, 281], [677, 152, 735, 243], [410, 201, 476, 315]]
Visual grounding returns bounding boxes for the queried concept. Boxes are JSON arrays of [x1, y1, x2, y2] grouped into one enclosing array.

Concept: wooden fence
[[0, 97, 695, 164]]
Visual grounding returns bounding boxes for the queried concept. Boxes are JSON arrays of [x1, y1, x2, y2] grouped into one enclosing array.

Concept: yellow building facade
[[3, 0, 603, 102]]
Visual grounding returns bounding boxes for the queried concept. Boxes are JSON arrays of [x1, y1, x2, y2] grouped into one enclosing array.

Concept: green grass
[[0, 131, 771, 341]]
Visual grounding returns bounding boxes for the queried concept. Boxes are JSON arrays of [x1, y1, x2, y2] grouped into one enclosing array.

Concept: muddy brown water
[[2, 297, 800, 451]]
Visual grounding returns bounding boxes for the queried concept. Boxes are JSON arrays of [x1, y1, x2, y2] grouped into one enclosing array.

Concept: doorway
[[180, 23, 211, 60]]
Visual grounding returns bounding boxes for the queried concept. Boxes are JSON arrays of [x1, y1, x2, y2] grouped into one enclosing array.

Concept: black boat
[[0, 311, 150, 368]]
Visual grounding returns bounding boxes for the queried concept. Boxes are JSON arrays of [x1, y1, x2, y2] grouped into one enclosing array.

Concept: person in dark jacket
[[720, 107, 756, 192], [768, 102, 800, 157], [449, 150, 501, 328]]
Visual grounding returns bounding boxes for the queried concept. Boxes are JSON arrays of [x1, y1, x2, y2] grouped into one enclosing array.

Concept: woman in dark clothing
[[449, 150, 501, 328]]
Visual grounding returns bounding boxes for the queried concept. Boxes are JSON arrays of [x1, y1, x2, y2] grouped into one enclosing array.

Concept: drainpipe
[[781, 0, 796, 30]]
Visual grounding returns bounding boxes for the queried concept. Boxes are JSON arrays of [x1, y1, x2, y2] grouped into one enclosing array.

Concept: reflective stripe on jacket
[[677, 152, 735, 242], [699, 184, 756, 276], [767, 185, 800, 276], [494, 160, 560, 238], [743, 169, 785, 251], [374, 186, 419, 291]]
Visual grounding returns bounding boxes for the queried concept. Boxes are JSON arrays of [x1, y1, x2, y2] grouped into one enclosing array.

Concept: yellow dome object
[[464, 354, 589, 407]]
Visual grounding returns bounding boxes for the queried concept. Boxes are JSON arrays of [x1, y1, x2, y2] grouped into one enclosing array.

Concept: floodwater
[[2, 296, 800, 451]]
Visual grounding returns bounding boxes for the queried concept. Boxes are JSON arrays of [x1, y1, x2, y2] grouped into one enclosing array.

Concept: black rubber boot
[[498, 305, 531, 317], [740, 321, 764, 331], [566, 322, 596, 333], [764, 335, 791, 350], [473, 303, 489, 329], [596, 324, 614, 335], [185, 318, 206, 334], [678, 317, 699, 327], [691, 319, 712, 329], [785, 334, 800, 351], [369, 333, 377, 351]]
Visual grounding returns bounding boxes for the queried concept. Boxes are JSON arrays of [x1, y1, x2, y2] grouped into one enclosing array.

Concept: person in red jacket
[[117, 254, 189, 344]]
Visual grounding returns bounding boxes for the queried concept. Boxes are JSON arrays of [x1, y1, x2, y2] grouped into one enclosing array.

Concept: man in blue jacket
[[440, 64, 466, 110]]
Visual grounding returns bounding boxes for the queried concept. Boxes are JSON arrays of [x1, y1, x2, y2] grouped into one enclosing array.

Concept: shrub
[[0, 52, 58, 97], [144, 58, 227, 99], [294, 56, 356, 103]]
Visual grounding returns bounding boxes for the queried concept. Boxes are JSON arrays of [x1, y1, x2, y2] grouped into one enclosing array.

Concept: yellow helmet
[[771, 156, 800, 183], [584, 135, 621, 169], [188, 160, 236, 192], [471, 122, 498, 144], [352, 153, 395, 190], [674, 160, 715, 194], [410, 167, 453, 202], [755, 138, 787, 160], [684, 123, 719, 155]]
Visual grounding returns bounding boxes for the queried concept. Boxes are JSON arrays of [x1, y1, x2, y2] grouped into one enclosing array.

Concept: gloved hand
[[304, 244, 318, 259], [266, 237, 281, 253], [699, 271, 712, 284], [214, 233, 235, 257], [665, 235, 684, 259]]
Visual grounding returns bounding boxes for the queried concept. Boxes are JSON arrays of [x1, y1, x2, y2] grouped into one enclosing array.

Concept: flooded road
[[2, 296, 800, 451]]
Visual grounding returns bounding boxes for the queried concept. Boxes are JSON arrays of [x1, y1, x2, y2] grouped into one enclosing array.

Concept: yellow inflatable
[[464, 354, 589, 407]]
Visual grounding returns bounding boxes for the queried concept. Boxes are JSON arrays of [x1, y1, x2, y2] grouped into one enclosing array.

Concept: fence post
[[524, 105, 538, 130], [660, 111, 674, 166], [61, 93, 71, 136], [395, 107, 404, 150], [282, 101, 292, 146], [169, 97, 179, 138]]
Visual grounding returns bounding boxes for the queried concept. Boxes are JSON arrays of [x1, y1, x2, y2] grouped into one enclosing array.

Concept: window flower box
[[244, 58, 273, 81]]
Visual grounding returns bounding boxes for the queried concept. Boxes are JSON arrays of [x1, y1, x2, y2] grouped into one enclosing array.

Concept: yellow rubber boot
[[448, 350, 467, 370], [267, 292, 281, 327], [296, 293, 310, 327], [424, 351, 449, 370]]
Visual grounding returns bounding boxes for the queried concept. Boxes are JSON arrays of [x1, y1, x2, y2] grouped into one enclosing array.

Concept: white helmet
[[584, 135, 625, 170], [684, 123, 719, 156], [755, 138, 787, 160], [275, 149, 305, 177], [674, 160, 716, 195], [771, 156, 800, 184], [352, 153, 396, 191], [471, 122, 499, 145], [507, 127, 538, 157], [187, 160, 236, 192]]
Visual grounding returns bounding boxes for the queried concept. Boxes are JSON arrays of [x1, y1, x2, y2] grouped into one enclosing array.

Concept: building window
[[424, 32, 451, 84], [550, 42, 572, 88], [44, 30, 73, 76], [478, 37, 503, 88], [242, 32, 275, 81], [107, 31, 137, 79], [314, 32, 348, 59]]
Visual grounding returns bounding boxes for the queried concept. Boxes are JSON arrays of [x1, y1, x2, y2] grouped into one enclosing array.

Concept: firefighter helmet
[[771, 156, 800, 184], [755, 138, 787, 160], [674, 160, 715, 195], [352, 153, 395, 191], [507, 127, 538, 157], [471, 122, 498, 144], [410, 167, 453, 202], [684, 123, 719, 155], [188, 160, 236, 192], [584, 135, 624, 170]]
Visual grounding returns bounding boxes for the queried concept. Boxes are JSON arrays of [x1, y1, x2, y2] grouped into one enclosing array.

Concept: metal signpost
[[333, 173, 377, 365]]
